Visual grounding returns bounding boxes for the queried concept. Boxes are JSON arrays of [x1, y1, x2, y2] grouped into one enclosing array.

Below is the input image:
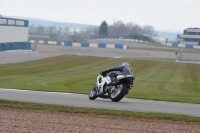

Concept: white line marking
[[0, 88, 86, 96]]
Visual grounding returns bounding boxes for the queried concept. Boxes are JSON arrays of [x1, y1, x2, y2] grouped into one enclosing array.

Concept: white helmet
[[122, 62, 130, 67]]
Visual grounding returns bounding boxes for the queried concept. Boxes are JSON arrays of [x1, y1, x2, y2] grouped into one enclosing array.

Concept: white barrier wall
[[30, 40, 129, 49], [0, 26, 28, 42]]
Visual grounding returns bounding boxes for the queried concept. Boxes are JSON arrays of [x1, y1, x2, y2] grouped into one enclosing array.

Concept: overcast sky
[[0, 0, 199, 32]]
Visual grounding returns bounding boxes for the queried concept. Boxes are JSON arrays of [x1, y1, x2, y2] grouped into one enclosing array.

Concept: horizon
[[1, 0, 199, 33], [3, 15, 184, 33]]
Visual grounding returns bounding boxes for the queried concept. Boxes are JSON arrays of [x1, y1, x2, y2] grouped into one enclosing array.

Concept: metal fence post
[[33, 41, 38, 52], [180, 50, 182, 61]]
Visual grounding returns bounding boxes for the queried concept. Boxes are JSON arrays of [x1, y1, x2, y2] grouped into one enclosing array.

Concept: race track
[[0, 52, 63, 64], [36, 44, 177, 59], [0, 88, 200, 117], [0, 45, 177, 65], [0, 45, 199, 117]]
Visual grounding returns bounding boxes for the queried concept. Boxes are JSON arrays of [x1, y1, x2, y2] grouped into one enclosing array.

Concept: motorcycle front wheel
[[89, 86, 98, 100]]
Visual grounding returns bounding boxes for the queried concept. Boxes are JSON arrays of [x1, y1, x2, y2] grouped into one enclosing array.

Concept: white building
[[177, 28, 200, 46], [0, 17, 31, 51]]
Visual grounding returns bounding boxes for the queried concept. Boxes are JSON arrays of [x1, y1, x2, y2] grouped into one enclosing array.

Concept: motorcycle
[[89, 71, 135, 102]]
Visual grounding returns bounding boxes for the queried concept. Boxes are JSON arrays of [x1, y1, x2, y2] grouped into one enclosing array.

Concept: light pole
[[74, 28, 76, 42], [113, 18, 115, 39]]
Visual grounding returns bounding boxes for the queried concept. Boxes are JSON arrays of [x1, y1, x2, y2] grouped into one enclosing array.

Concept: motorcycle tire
[[89, 86, 98, 100], [110, 83, 127, 102]]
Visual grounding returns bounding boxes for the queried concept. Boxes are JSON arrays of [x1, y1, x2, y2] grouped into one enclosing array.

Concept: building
[[177, 28, 200, 46], [0, 17, 31, 51]]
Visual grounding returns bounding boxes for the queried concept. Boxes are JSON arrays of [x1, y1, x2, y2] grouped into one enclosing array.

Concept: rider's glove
[[100, 71, 106, 76]]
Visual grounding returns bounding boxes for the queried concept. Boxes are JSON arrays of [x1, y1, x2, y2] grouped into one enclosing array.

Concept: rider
[[100, 62, 133, 84]]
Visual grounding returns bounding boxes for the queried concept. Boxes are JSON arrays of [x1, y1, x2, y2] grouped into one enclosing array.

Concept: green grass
[[0, 55, 200, 103], [29, 37, 57, 41], [122, 57, 175, 62], [29, 37, 88, 43], [75, 38, 88, 43], [131, 47, 200, 53], [1, 99, 199, 122], [128, 41, 165, 47], [127, 41, 200, 53]]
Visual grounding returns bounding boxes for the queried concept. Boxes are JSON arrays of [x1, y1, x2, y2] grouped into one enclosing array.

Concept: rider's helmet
[[122, 62, 133, 75], [122, 62, 130, 67]]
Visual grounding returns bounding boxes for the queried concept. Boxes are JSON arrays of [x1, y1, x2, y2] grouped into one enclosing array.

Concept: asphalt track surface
[[0, 88, 200, 117], [0, 45, 176, 65], [0, 52, 62, 64], [35, 44, 177, 59]]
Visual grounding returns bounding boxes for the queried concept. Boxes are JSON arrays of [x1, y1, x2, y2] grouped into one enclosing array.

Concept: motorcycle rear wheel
[[110, 83, 127, 102]]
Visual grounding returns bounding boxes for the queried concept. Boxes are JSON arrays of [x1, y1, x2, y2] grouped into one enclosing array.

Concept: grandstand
[[178, 28, 200, 46]]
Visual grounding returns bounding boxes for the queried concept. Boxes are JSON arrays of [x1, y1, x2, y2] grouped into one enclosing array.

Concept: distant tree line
[[29, 24, 72, 41], [99, 20, 157, 42], [28, 24, 98, 41], [29, 25, 70, 35], [29, 20, 157, 42]]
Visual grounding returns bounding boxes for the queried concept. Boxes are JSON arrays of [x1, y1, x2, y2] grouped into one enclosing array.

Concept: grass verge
[[127, 41, 165, 47], [29, 37, 57, 41], [131, 47, 200, 53], [0, 55, 200, 104], [127, 41, 200, 53], [122, 57, 175, 62], [29, 37, 87, 43], [0, 99, 199, 122]]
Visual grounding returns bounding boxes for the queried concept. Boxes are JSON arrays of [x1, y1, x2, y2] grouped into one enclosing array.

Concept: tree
[[99, 21, 108, 37], [64, 26, 69, 34], [29, 24, 36, 34], [143, 25, 156, 36], [36, 25, 45, 34], [113, 20, 127, 37], [129, 33, 153, 42], [132, 24, 143, 34], [47, 25, 57, 35]]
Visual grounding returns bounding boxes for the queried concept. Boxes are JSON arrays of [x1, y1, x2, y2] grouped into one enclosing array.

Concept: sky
[[0, 0, 199, 32]]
